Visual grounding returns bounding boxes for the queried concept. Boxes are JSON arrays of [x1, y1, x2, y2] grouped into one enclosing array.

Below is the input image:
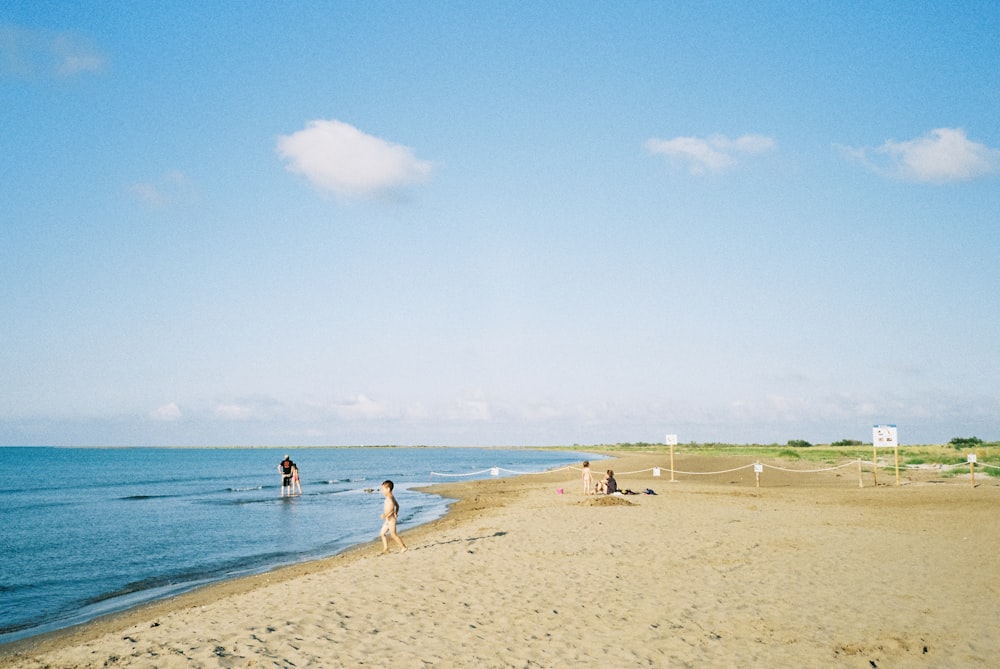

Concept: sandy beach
[[3, 453, 998, 668]]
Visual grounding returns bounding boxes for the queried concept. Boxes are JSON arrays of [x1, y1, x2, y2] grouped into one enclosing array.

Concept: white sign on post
[[968, 454, 978, 464], [754, 463, 763, 473], [872, 424, 898, 448], [665, 434, 678, 446], [653, 467, 661, 477]]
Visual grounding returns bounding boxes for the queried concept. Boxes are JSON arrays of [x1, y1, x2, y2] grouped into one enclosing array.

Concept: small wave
[[0, 619, 38, 636], [0, 499, 75, 513], [227, 486, 263, 492], [85, 551, 300, 607], [199, 497, 277, 507], [317, 477, 366, 484]]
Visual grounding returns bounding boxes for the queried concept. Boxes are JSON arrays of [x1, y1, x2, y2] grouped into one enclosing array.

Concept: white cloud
[[128, 170, 196, 206], [447, 390, 492, 421], [151, 402, 182, 421], [51, 33, 104, 75], [276, 119, 433, 199], [212, 395, 288, 421], [646, 133, 776, 174], [1, 25, 104, 78], [131, 386, 994, 445], [214, 403, 255, 420], [206, 396, 285, 422], [841, 128, 999, 183], [128, 182, 165, 205], [329, 394, 391, 419]]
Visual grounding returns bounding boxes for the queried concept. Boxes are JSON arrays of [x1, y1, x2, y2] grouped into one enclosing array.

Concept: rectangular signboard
[[872, 424, 898, 448]]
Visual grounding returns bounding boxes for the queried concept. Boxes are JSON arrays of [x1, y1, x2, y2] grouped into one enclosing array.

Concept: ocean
[[0, 446, 596, 645]]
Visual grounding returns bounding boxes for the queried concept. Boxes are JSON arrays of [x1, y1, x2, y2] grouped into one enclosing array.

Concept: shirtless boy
[[379, 480, 407, 554]]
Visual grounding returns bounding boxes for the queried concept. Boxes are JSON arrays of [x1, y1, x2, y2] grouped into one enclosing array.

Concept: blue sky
[[2, 1, 999, 446]]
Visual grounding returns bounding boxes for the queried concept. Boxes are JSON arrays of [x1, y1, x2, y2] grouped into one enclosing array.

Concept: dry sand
[[3, 453, 998, 668]]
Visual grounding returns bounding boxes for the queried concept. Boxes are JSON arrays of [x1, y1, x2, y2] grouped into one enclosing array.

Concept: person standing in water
[[278, 454, 295, 497], [379, 480, 407, 554]]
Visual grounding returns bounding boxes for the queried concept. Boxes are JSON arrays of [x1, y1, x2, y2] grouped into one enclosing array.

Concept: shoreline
[[4, 453, 999, 667], [0, 471, 498, 655], [0, 453, 592, 658], [0, 446, 591, 649]]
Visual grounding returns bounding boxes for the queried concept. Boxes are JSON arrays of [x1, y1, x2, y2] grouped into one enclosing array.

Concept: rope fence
[[908, 461, 1000, 471], [430, 456, 996, 492], [430, 465, 574, 478]]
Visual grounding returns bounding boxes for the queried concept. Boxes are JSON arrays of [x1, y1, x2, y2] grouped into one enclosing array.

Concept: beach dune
[[3, 454, 998, 667]]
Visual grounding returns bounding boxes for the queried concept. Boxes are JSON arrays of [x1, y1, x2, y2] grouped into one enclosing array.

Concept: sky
[[2, 1, 999, 447]]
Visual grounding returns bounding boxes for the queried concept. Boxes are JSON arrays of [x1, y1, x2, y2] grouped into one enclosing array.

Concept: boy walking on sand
[[379, 480, 407, 554]]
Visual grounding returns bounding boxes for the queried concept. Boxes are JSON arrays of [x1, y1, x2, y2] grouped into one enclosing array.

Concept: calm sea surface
[[0, 446, 595, 645]]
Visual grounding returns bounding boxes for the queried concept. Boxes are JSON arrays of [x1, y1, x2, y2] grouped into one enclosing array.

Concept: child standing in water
[[379, 480, 407, 554]]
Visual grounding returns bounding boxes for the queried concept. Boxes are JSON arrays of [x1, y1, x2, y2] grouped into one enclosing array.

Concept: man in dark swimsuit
[[278, 455, 295, 497]]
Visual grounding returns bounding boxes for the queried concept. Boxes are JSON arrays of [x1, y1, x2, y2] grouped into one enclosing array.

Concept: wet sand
[[3, 453, 998, 668]]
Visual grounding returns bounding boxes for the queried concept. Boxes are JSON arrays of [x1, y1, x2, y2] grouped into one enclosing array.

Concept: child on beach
[[291, 464, 302, 496], [582, 461, 593, 494], [379, 480, 407, 554]]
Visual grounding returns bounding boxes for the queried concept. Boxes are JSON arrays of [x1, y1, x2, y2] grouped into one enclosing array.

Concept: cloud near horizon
[[841, 128, 999, 183], [328, 394, 392, 420], [151, 402, 182, 421], [129, 385, 993, 445], [646, 133, 776, 174], [276, 119, 433, 199]]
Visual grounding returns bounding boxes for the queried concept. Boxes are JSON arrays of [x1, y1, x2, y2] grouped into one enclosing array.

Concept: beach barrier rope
[[428, 468, 498, 478], [885, 461, 999, 472], [429, 466, 574, 478], [830, 459, 998, 473], [431, 458, 996, 483], [762, 462, 857, 474], [452, 463, 856, 477], [616, 465, 754, 476]]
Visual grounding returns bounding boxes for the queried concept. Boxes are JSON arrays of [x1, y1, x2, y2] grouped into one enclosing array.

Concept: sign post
[[872, 424, 899, 486], [968, 453, 977, 488], [666, 434, 678, 482]]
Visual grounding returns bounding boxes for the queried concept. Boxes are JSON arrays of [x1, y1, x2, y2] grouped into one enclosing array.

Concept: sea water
[[0, 446, 596, 645]]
